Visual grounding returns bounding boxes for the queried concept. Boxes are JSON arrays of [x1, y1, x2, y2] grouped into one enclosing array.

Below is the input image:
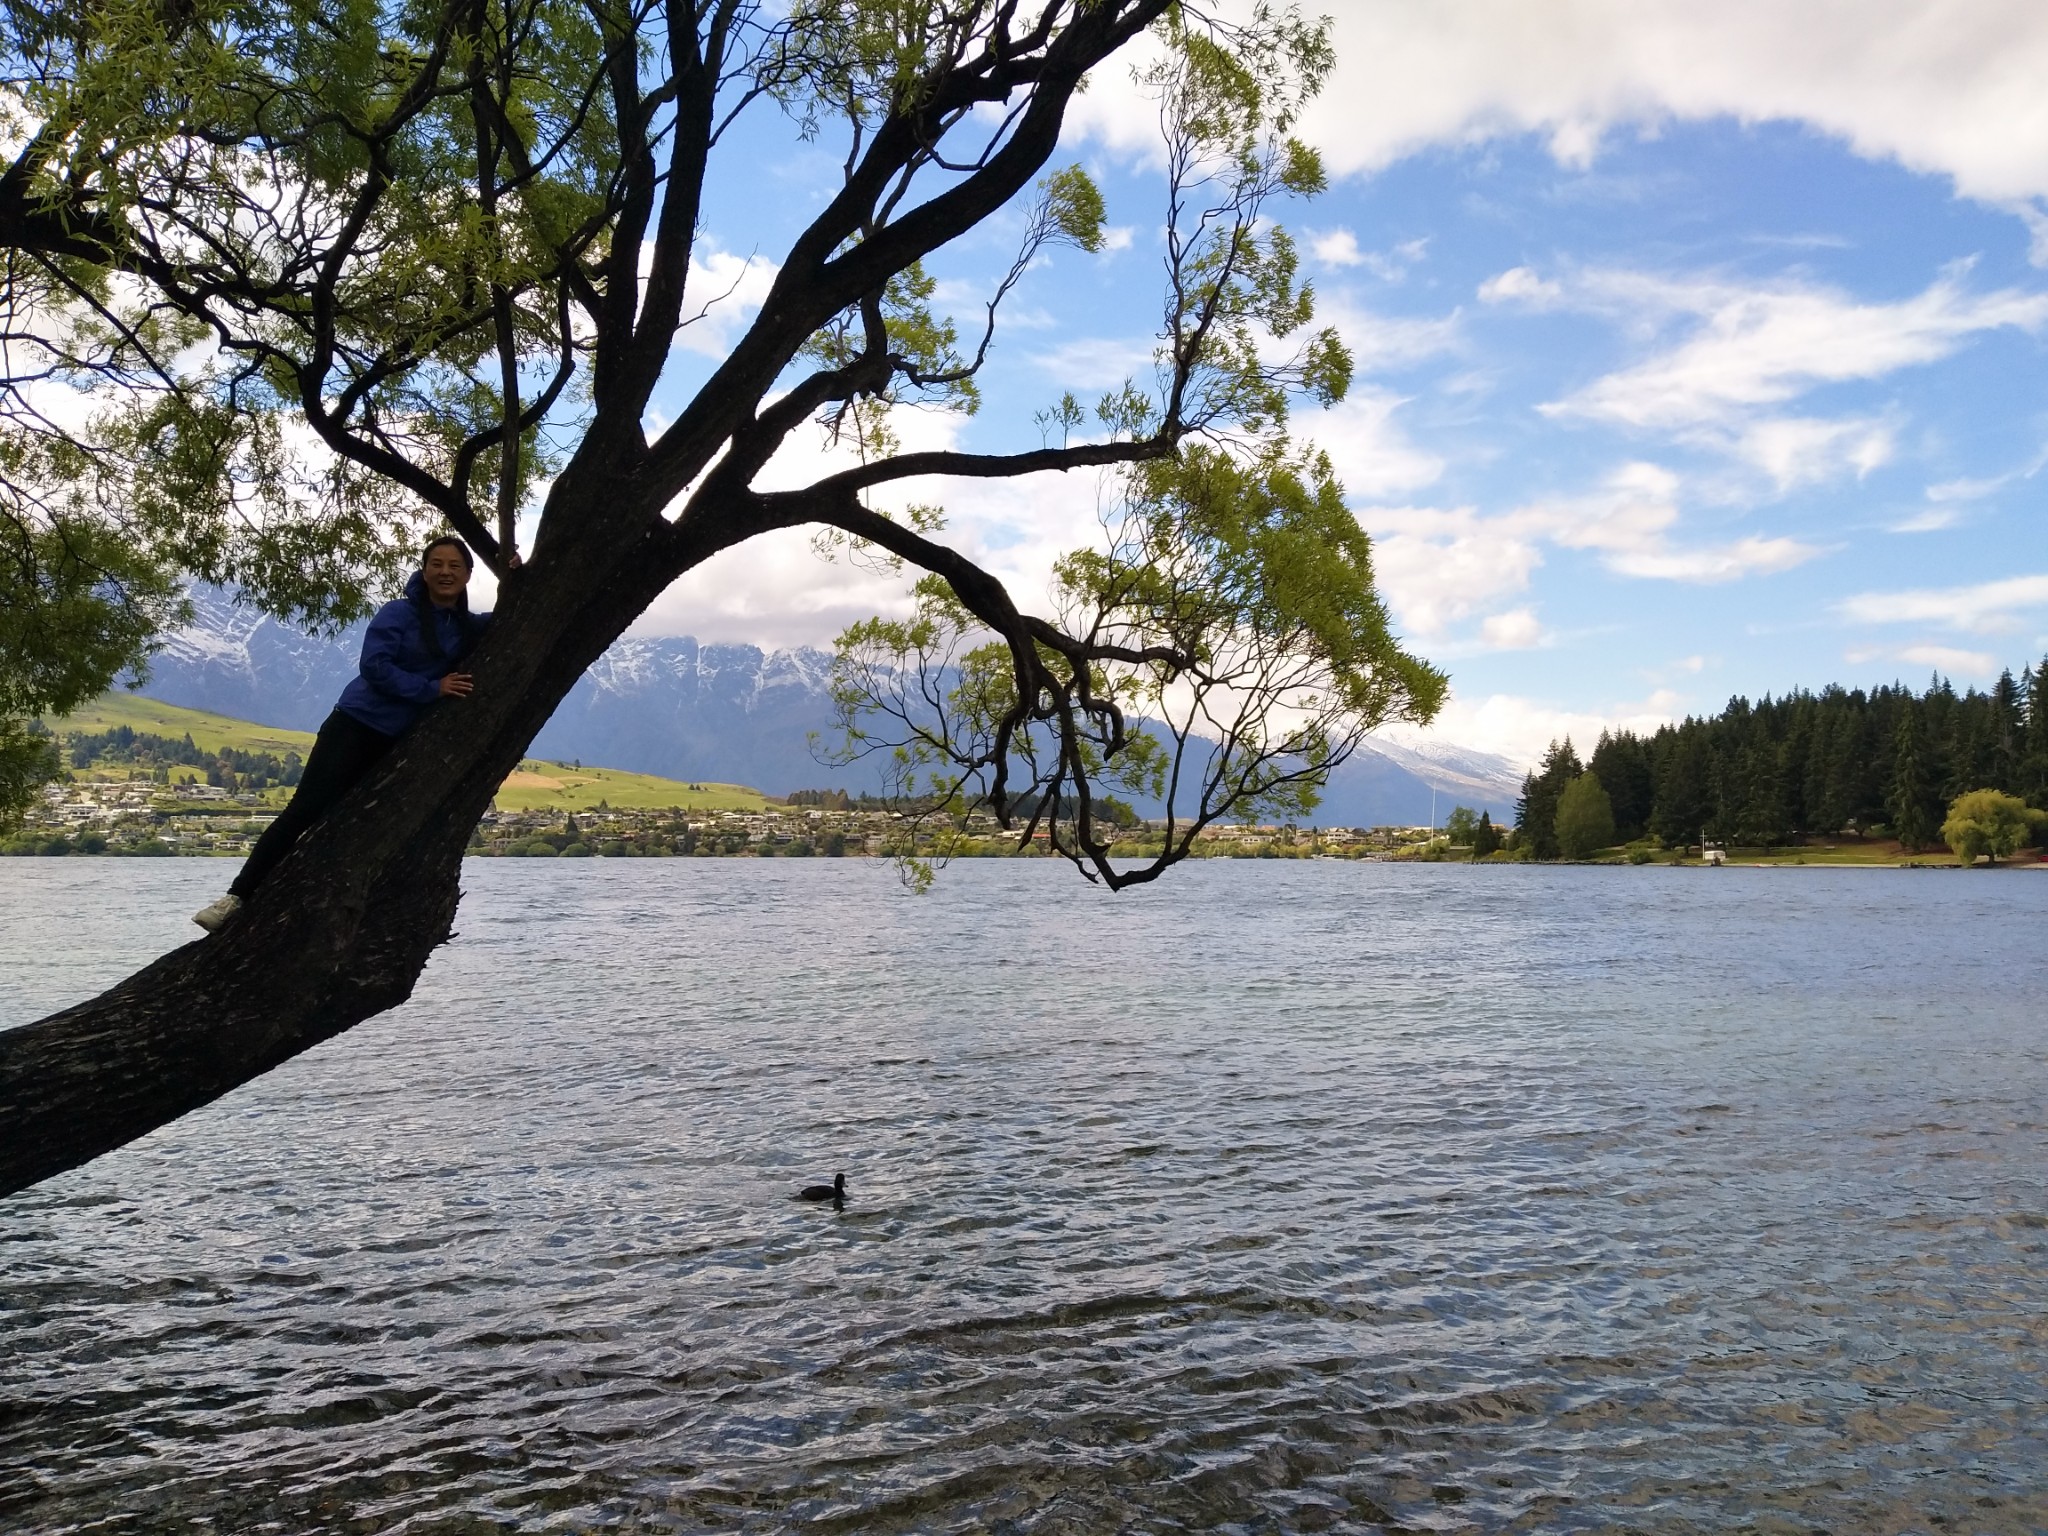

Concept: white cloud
[[1898, 644, 1998, 677], [1362, 460, 1818, 642], [1478, 266, 1562, 306], [1519, 461, 1823, 583], [1362, 504, 1545, 638], [1315, 292, 1462, 371], [1028, 336, 1155, 389], [1926, 472, 2011, 502], [669, 241, 781, 359], [1311, 389, 1444, 498], [1068, 6, 2048, 257], [1400, 687, 1686, 768], [1539, 459, 1681, 550], [1312, 231, 1430, 280], [1547, 268, 2048, 430], [633, 525, 916, 649], [1298, 2, 2048, 212], [1888, 507, 1962, 533], [1099, 225, 1137, 253], [1732, 415, 1895, 492], [1312, 229, 1366, 267], [1512, 266, 2041, 493], [1384, 239, 1433, 278], [1479, 608, 1546, 648], [2016, 196, 2048, 265], [1887, 457, 2047, 529], [1631, 653, 1714, 681], [1606, 534, 1818, 583], [646, 446, 1813, 662], [1835, 572, 2048, 633]]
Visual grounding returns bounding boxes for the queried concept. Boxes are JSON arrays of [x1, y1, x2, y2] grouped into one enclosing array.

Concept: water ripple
[[3, 859, 2046, 1532]]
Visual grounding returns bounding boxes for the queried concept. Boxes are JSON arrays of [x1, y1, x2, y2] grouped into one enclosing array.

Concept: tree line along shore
[[1503, 665, 2048, 866]]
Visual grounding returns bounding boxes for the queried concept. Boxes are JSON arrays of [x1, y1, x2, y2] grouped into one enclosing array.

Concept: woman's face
[[422, 544, 472, 605]]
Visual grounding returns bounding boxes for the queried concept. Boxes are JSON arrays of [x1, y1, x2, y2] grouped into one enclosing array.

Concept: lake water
[[3, 859, 2045, 1534]]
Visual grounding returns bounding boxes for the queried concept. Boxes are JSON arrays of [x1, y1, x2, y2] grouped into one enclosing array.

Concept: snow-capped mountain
[[1360, 734, 1528, 816], [132, 587, 1522, 823], [149, 591, 364, 729], [529, 633, 851, 792]]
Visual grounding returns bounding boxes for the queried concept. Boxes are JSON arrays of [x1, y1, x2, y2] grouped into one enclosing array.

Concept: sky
[[611, 0, 2048, 768]]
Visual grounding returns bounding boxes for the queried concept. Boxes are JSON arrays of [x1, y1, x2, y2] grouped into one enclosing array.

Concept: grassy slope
[[55, 692, 317, 758], [492, 763, 766, 813], [49, 691, 769, 814]]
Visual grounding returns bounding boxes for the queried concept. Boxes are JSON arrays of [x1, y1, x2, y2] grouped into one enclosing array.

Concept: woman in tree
[[191, 535, 507, 930]]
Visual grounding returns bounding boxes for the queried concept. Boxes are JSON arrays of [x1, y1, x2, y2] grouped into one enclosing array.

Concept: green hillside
[[493, 761, 766, 813], [49, 692, 769, 814], [54, 692, 317, 758]]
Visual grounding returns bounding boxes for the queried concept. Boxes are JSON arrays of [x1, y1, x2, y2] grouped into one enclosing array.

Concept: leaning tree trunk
[[0, 470, 706, 1198]]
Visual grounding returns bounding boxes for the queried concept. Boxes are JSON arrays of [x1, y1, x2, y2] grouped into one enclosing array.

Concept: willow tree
[[0, 0, 1444, 1197]]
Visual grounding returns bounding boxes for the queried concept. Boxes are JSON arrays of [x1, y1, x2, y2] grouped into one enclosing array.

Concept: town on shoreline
[[14, 770, 2041, 869]]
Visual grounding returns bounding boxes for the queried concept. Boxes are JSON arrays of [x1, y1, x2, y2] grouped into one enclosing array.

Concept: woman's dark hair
[[422, 534, 474, 570]]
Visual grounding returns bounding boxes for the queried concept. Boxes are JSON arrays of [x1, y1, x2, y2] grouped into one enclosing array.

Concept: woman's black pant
[[230, 709, 397, 899]]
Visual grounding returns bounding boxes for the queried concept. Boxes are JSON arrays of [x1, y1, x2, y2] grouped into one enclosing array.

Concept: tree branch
[[639, 0, 1171, 502], [809, 435, 1177, 498]]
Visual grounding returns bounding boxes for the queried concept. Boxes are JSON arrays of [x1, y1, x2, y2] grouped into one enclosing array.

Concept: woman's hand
[[439, 672, 474, 698]]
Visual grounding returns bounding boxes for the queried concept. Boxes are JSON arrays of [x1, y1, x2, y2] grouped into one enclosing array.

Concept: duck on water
[[798, 1173, 846, 1209]]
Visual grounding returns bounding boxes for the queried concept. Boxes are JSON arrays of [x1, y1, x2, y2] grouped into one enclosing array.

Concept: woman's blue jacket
[[334, 572, 491, 737]]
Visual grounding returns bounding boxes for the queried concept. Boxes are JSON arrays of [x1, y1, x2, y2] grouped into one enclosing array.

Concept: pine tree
[[1515, 738, 1582, 860], [1834, 706, 1877, 835], [1945, 694, 1994, 800], [2024, 658, 2048, 808], [1888, 705, 1938, 851], [1472, 810, 1501, 858], [1589, 730, 1655, 841], [1650, 724, 1710, 852], [1804, 707, 1847, 835], [1989, 670, 2022, 784], [1738, 741, 1793, 849], [1704, 741, 1737, 846]]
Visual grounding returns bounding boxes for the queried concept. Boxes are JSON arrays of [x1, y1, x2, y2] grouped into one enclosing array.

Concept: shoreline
[[5, 845, 2043, 870]]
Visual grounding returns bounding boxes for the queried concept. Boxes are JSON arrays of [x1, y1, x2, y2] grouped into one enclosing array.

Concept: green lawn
[[49, 691, 770, 814], [1683, 841, 1968, 867], [1595, 839, 1976, 867]]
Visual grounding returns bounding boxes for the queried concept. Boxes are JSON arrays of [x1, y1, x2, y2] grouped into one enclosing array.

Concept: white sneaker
[[192, 894, 243, 932]]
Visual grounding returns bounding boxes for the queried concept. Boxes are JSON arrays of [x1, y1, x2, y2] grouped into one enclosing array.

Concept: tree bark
[[0, 473, 705, 1197]]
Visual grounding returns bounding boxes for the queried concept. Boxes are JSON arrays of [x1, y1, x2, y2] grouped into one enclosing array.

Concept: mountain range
[[131, 588, 1526, 825]]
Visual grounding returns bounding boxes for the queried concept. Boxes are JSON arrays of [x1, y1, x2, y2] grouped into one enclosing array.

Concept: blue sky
[[620, 1, 2048, 767]]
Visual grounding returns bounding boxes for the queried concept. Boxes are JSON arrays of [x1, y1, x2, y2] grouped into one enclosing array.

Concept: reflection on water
[[3, 860, 2046, 1533]]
